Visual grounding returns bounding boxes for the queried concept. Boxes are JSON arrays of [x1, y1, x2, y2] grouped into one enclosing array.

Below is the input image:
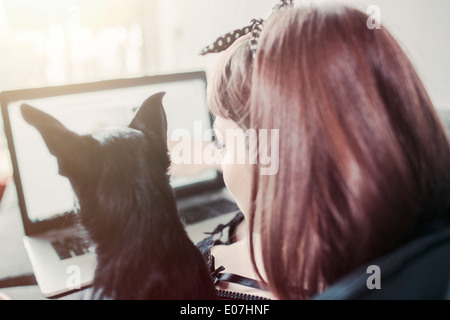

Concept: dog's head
[[21, 92, 170, 198]]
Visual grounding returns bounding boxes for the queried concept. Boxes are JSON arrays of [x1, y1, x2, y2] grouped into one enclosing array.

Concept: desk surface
[[0, 182, 45, 299], [0, 181, 237, 300]]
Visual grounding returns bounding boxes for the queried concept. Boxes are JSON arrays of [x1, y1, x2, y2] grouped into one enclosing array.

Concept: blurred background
[[0, 0, 449, 181]]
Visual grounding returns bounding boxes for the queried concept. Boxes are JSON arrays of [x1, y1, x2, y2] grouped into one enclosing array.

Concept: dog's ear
[[21, 104, 92, 178], [129, 92, 168, 141]]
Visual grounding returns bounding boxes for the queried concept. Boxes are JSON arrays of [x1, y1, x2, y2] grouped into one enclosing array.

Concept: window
[[0, 0, 274, 178]]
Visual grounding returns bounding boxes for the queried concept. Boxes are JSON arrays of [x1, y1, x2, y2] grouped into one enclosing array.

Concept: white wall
[[354, 0, 450, 110], [153, 0, 274, 74]]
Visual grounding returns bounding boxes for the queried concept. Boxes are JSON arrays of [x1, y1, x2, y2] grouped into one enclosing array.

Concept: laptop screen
[[3, 73, 217, 223]]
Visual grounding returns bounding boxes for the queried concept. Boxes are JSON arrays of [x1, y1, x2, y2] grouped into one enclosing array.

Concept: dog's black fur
[[21, 92, 217, 300]]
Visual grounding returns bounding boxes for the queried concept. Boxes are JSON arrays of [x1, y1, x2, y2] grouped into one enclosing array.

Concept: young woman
[[204, 3, 450, 300]]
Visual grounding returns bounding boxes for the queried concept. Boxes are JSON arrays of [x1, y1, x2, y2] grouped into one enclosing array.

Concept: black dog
[[21, 92, 217, 300]]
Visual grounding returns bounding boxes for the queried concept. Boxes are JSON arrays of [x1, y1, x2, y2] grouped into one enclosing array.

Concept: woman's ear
[[129, 92, 168, 142], [21, 104, 90, 178]]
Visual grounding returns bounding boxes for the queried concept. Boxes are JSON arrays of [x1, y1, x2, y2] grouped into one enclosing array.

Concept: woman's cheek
[[222, 158, 252, 216]]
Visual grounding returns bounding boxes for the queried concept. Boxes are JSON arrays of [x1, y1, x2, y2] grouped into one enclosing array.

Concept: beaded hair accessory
[[200, 0, 294, 58]]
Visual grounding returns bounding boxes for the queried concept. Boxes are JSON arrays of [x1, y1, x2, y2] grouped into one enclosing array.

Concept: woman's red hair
[[248, 5, 450, 299]]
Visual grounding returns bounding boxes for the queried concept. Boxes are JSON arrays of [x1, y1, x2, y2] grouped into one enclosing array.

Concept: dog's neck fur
[[79, 168, 187, 299]]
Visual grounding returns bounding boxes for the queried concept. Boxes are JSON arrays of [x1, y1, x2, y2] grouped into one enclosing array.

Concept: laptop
[[1, 71, 239, 298]]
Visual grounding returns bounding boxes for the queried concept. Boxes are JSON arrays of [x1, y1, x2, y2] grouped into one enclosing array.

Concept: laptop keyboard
[[51, 236, 94, 260], [180, 199, 240, 225]]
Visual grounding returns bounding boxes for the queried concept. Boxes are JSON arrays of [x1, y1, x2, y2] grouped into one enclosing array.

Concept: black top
[[314, 220, 450, 300]]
